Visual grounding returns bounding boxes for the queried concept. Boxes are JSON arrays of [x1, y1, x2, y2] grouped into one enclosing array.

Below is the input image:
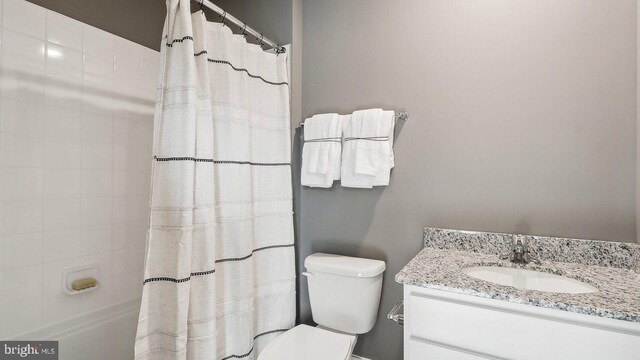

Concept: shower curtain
[[135, 1, 295, 359]]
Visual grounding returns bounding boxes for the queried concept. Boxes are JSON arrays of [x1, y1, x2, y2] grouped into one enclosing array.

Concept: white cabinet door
[[403, 285, 640, 360], [408, 338, 498, 360]]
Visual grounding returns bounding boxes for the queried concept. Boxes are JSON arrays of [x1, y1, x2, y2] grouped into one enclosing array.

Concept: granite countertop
[[396, 228, 640, 323]]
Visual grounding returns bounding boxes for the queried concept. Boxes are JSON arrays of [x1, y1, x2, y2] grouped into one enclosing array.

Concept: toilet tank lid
[[304, 253, 386, 278]]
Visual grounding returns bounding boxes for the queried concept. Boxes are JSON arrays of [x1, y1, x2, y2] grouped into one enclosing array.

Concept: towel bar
[[298, 111, 408, 128], [387, 299, 404, 326]]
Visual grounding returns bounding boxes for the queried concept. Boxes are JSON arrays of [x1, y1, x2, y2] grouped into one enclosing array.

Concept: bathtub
[[11, 299, 140, 360]]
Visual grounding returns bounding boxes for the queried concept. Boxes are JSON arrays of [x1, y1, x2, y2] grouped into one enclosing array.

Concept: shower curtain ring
[[241, 23, 247, 38], [258, 33, 264, 46], [220, 11, 227, 27], [199, 0, 204, 12]]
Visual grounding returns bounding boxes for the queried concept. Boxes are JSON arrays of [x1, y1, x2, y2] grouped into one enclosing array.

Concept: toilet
[[258, 253, 386, 360]]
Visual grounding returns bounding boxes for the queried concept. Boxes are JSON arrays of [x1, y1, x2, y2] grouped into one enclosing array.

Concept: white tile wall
[[0, 0, 158, 338]]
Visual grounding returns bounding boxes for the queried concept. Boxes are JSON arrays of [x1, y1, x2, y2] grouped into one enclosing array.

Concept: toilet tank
[[304, 253, 386, 334]]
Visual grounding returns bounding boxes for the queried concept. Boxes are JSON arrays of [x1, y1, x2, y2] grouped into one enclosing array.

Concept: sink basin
[[462, 266, 597, 294]]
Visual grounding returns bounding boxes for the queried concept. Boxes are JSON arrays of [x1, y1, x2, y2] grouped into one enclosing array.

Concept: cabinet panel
[[404, 286, 640, 360], [408, 337, 497, 360]]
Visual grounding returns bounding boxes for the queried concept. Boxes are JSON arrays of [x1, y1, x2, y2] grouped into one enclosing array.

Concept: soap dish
[[62, 264, 101, 295]]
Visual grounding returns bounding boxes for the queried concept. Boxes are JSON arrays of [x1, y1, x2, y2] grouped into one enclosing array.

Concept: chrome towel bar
[[387, 299, 404, 326], [298, 111, 408, 128]]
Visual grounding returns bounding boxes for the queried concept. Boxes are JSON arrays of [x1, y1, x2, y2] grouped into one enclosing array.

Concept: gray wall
[[212, 0, 292, 47], [300, 0, 637, 358], [291, 0, 304, 323], [637, 3, 640, 243]]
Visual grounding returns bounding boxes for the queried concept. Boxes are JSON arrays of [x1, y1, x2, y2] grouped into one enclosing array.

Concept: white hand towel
[[373, 110, 396, 186], [354, 109, 384, 176], [341, 109, 395, 188], [301, 113, 342, 188]]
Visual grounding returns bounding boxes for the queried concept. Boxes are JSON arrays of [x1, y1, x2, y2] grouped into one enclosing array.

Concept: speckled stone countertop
[[395, 228, 640, 323]]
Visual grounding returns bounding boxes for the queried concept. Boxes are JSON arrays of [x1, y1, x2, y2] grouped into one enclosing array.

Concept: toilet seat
[[257, 324, 356, 360]]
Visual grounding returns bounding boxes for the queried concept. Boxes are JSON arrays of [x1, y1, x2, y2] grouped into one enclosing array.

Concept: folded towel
[[354, 109, 384, 176], [341, 109, 395, 188], [373, 110, 396, 186], [301, 113, 342, 188]]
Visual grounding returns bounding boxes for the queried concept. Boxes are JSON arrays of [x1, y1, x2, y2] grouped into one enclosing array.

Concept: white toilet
[[258, 253, 386, 360]]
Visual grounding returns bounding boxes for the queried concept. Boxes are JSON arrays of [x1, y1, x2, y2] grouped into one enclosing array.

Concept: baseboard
[[352, 355, 372, 360]]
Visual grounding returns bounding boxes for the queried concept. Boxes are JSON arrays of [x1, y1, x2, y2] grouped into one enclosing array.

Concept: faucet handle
[[526, 253, 542, 265], [513, 234, 527, 251]]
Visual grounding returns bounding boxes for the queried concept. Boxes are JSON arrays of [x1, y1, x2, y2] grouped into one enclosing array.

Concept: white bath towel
[[354, 109, 384, 176], [301, 113, 342, 187], [373, 110, 396, 186], [341, 109, 395, 188]]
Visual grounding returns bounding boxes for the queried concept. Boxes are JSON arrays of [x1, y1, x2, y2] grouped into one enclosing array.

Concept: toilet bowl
[[258, 253, 385, 360]]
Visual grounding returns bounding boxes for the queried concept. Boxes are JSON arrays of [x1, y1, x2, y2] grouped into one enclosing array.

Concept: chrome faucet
[[500, 234, 541, 265]]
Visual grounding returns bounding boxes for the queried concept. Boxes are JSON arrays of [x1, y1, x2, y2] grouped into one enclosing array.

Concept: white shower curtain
[[135, 1, 295, 359]]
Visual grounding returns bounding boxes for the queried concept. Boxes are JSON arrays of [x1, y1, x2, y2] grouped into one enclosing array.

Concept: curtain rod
[[191, 0, 285, 54]]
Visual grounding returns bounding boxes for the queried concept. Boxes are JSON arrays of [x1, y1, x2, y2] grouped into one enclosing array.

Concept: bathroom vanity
[[395, 228, 640, 360]]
